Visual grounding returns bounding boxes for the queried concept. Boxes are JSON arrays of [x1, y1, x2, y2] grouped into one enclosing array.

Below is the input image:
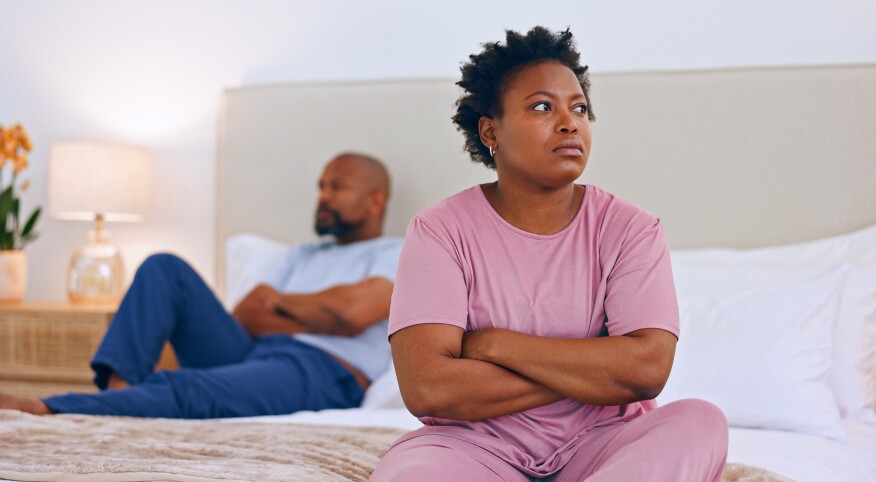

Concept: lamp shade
[[49, 142, 152, 222]]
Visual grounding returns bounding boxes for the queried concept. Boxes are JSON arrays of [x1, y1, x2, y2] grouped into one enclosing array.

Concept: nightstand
[[0, 302, 177, 399]]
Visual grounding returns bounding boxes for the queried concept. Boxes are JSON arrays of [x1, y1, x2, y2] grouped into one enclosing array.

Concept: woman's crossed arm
[[392, 323, 676, 421]]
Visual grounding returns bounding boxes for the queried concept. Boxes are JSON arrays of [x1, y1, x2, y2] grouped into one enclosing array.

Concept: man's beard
[[314, 207, 361, 237]]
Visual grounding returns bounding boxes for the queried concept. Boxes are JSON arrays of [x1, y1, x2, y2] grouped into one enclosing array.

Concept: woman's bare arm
[[462, 327, 677, 406], [392, 323, 564, 421]]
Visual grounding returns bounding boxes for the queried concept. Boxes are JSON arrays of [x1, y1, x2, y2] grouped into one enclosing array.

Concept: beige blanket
[[0, 410, 792, 481]]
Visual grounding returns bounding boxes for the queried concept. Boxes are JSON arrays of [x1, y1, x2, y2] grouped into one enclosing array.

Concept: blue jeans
[[43, 254, 364, 419]]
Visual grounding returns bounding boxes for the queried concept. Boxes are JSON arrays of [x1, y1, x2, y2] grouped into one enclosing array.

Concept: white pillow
[[832, 260, 876, 423], [671, 222, 876, 270], [658, 265, 850, 440], [225, 233, 293, 309], [360, 363, 406, 409], [671, 222, 876, 423]]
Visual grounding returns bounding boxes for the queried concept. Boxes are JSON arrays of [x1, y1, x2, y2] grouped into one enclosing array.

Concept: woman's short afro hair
[[452, 26, 594, 169]]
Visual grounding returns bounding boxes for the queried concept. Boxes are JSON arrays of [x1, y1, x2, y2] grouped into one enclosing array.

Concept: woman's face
[[485, 61, 592, 189]]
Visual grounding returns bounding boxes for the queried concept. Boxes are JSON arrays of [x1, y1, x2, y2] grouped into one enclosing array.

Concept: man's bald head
[[315, 153, 392, 244], [328, 152, 391, 198]]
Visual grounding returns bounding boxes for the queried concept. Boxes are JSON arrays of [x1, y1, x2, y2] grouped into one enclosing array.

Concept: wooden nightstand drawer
[[0, 313, 110, 380], [0, 302, 178, 399], [0, 302, 114, 398]]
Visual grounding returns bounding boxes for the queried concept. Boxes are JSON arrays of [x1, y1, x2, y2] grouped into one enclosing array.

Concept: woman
[[371, 27, 728, 481]]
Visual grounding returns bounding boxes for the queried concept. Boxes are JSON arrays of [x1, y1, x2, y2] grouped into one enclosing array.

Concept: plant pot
[[0, 250, 27, 302]]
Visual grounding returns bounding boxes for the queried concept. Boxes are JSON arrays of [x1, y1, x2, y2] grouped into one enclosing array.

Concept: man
[[0, 153, 401, 419]]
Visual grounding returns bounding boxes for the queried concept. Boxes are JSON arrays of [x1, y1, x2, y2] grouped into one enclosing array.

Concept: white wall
[[1, 0, 874, 301]]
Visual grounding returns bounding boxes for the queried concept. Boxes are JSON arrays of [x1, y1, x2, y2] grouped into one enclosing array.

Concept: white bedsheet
[[233, 407, 422, 430], [727, 419, 876, 482], [232, 408, 876, 482]]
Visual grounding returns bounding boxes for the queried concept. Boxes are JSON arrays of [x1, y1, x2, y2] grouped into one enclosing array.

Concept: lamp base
[[67, 226, 125, 305]]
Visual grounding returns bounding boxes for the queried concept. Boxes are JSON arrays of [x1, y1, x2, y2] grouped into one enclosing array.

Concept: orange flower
[[2, 142, 14, 160], [12, 154, 28, 174], [20, 131, 33, 151], [3, 128, 16, 154], [0, 123, 33, 166]]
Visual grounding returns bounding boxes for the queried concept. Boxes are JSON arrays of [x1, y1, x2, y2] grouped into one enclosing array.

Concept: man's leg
[[91, 253, 254, 389], [549, 399, 729, 482], [43, 338, 364, 418]]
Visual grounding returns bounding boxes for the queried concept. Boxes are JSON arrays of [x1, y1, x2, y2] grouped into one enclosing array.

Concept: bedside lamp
[[49, 142, 152, 304]]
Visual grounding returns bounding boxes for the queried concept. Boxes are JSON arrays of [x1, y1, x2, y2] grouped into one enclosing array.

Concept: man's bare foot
[[0, 391, 52, 415], [107, 372, 130, 390]]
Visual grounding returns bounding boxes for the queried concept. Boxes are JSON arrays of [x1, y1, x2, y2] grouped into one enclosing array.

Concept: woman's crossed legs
[[371, 399, 728, 482]]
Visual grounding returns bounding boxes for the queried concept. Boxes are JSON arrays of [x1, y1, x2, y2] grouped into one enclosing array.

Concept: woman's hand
[[391, 324, 566, 420], [461, 328, 504, 362]]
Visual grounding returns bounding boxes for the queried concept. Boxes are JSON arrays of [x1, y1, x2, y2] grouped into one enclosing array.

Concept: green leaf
[[12, 198, 19, 230], [0, 186, 12, 224], [18, 231, 39, 250], [0, 187, 12, 244], [0, 231, 12, 251], [21, 207, 41, 238]]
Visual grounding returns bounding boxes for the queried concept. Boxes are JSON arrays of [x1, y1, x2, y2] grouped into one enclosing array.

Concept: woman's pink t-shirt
[[388, 184, 680, 475]]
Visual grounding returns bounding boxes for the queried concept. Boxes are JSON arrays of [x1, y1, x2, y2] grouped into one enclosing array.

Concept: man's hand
[[232, 284, 308, 337], [248, 284, 281, 309], [272, 277, 393, 337]]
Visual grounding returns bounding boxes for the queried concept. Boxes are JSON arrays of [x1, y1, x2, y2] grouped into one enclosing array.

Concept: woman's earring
[[489, 144, 496, 157]]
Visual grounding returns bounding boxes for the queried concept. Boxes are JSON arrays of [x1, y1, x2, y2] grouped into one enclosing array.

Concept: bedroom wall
[[1, 0, 874, 301]]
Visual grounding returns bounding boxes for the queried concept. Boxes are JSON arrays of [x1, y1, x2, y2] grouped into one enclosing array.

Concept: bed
[[2, 65, 875, 481], [218, 64, 876, 481]]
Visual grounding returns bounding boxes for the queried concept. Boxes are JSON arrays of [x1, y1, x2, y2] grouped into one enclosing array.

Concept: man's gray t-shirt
[[263, 236, 402, 381]]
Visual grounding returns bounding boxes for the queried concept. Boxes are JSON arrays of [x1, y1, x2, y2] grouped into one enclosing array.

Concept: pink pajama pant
[[370, 399, 728, 481]]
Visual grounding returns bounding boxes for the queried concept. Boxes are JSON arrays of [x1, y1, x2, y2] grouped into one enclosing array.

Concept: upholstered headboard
[[217, 65, 876, 296]]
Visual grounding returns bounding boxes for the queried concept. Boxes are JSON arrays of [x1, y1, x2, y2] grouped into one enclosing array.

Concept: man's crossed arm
[[231, 277, 393, 338]]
